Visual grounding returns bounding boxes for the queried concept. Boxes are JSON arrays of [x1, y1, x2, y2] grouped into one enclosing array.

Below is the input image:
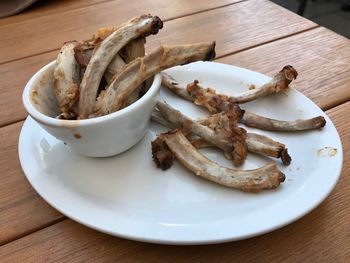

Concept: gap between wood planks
[[0, 217, 65, 247], [214, 25, 320, 59]]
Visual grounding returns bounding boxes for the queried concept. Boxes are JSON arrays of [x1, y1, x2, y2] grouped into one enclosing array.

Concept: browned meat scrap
[[161, 72, 326, 131], [151, 136, 174, 170], [220, 103, 247, 166], [196, 111, 291, 165], [93, 42, 216, 117], [152, 130, 285, 192]]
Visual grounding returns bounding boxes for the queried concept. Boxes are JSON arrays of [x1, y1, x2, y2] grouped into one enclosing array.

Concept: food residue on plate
[[317, 147, 337, 157], [248, 84, 256, 90]]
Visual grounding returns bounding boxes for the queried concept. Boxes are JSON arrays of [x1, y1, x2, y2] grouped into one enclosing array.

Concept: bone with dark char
[[93, 42, 216, 117], [78, 15, 163, 119], [161, 72, 326, 131], [157, 130, 285, 192], [53, 41, 80, 117], [155, 101, 291, 165]]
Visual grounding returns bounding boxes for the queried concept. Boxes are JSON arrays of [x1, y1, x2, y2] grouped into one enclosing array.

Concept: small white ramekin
[[23, 61, 161, 157]]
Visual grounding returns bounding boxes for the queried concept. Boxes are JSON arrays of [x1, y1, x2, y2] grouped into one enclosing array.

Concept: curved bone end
[[150, 16, 163, 34], [281, 65, 298, 81], [204, 41, 216, 61], [138, 15, 163, 37], [151, 136, 174, 170], [269, 164, 286, 184], [267, 168, 286, 187], [272, 65, 298, 94], [241, 164, 286, 193], [312, 116, 326, 128], [280, 148, 292, 166]]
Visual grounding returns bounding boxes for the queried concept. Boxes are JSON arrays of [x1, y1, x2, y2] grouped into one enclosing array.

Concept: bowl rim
[[22, 60, 162, 127]]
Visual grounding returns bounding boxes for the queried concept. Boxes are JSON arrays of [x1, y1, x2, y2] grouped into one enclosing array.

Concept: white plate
[[19, 62, 343, 244]]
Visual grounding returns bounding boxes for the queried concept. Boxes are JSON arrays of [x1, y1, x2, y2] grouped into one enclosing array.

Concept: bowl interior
[[30, 62, 60, 118]]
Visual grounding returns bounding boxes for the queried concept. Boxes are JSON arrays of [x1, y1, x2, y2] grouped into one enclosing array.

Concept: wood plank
[[146, 0, 316, 56], [0, 101, 348, 260], [0, 121, 64, 245], [217, 27, 350, 110], [0, 0, 112, 26], [0, 0, 317, 126], [0, 51, 57, 127], [0, 0, 243, 64]]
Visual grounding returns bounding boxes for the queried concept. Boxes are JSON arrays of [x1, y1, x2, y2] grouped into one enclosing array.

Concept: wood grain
[[217, 27, 350, 110], [0, 50, 57, 127], [146, 0, 316, 56], [0, 102, 348, 260], [0, 0, 243, 64], [0, 0, 112, 26], [0, 0, 316, 126], [0, 121, 64, 245]]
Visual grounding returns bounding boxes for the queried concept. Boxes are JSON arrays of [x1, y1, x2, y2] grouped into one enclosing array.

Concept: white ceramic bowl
[[22, 61, 161, 157]]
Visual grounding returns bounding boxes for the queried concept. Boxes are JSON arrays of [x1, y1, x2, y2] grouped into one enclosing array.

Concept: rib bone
[[161, 73, 194, 101], [162, 65, 297, 106], [157, 101, 231, 153], [241, 111, 326, 131], [78, 15, 163, 118], [198, 111, 291, 165], [93, 42, 216, 116], [119, 37, 147, 105], [156, 101, 291, 165], [162, 73, 326, 131], [53, 41, 80, 117], [161, 130, 285, 192]]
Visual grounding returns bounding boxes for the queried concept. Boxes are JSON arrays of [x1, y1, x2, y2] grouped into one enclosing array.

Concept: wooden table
[[0, 0, 349, 261]]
